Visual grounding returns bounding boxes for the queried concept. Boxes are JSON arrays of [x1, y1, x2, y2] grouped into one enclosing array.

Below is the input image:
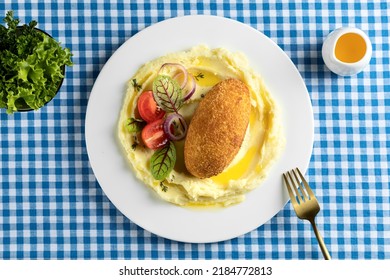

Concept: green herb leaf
[[160, 182, 168, 192], [0, 10, 73, 114], [125, 117, 145, 133], [152, 75, 183, 113], [150, 141, 176, 181], [132, 79, 142, 92], [195, 72, 204, 81]]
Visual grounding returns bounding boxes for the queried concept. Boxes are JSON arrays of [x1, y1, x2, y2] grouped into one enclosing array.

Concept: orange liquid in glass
[[335, 33, 367, 63]]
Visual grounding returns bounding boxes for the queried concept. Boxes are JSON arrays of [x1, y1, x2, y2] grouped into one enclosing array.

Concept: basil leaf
[[150, 141, 176, 181], [152, 75, 183, 112], [125, 117, 145, 133]]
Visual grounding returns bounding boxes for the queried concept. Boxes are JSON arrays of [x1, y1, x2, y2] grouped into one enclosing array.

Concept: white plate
[[85, 15, 314, 243]]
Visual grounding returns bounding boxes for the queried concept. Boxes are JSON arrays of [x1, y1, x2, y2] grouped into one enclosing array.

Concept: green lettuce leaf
[[152, 75, 183, 113], [0, 10, 73, 114], [125, 117, 146, 133], [150, 142, 176, 181]]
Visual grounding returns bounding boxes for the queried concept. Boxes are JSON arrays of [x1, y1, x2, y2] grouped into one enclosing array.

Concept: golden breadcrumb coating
[[184, 78, 251, 178]]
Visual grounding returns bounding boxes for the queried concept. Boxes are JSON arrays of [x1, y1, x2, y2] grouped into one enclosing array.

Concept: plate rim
[[85, 15, 314, 243]]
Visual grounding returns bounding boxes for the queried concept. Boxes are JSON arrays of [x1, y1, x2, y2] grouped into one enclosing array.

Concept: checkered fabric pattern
[[0, 0, 389, 259]]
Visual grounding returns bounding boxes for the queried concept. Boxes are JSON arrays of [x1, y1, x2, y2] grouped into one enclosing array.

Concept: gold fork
[[283, 168, 331, 260]]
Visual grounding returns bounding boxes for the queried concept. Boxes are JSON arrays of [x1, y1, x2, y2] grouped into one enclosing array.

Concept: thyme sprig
[[132, 78, 142, 92]]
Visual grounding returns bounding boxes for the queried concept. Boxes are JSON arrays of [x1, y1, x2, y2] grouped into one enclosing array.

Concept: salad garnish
[[131, 78, 142, 92], [152, 75, 183, 113], [126, 63, 198, 181], [194, 72, 205, 81], [163, 113, 187, 141], [160, 182, 168, 192], [150, 142, 176, 181], [125, 117, 145, 133]]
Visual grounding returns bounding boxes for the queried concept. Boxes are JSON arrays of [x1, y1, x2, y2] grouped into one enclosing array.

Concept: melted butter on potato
[[184, 79, 251, 178], [211, 109, 260, 185]]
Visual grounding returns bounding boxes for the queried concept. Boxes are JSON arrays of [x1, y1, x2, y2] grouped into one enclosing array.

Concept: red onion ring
[[182, 73, 196, 101], [159, 63, 188, 89], [158, 63, 196, 101], [163, 113, 188, 141]]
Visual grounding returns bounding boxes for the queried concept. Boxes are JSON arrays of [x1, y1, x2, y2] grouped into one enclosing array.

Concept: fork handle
[[309, 219, 331, 260]]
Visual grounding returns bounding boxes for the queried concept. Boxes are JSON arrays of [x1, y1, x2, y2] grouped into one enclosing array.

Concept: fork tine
[[291, 168, 308, 201], [283, 173, 299, 205], [287, 170, 304, 203], [296, 168, 315, 198]]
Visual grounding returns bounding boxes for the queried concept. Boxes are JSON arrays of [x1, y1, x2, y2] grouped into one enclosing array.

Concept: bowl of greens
[[0, 11, 73, 114]]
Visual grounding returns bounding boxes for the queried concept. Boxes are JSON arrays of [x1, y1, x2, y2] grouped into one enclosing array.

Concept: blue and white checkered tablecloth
[[0, 0, 389, 259]]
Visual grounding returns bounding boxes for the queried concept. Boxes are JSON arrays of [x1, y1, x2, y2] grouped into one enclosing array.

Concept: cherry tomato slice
[[141, 119, 168, 150], [137, 90, 165, 123]]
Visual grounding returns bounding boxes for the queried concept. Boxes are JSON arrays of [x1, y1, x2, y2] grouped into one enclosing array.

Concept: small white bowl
[[322, 27, 372, 76]]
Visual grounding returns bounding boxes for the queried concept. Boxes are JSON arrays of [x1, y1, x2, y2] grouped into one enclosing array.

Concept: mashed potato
[[117, 45, 284, 207]]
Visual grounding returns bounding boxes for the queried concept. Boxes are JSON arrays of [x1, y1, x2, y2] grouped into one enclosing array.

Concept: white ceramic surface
[[85, 15, 314, 243], [322, 27, 372, 76]]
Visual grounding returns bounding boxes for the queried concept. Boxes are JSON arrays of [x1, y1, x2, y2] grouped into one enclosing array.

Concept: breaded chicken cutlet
[[184, 78, 251, 178]]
